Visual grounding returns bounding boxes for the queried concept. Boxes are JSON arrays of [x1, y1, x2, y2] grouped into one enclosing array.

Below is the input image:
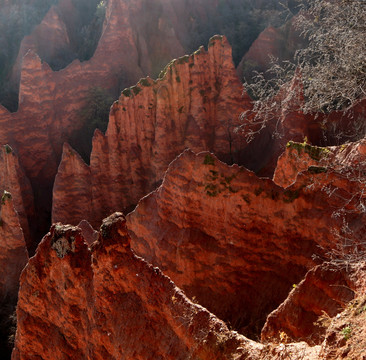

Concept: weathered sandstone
[[52, 35, 250, 227], [0, 191, 28, 301], [0, 144, 34, 247], [12, 212, 322, 360], [11, 212, 270, 360], [274, 137, 366, 188], [126, 150, 366, 336], [237, 17, 306, 81], [261, 263, 355, 345]]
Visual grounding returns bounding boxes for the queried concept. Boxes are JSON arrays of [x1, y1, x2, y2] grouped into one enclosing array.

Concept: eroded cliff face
[[52, 35, 250, 227], [0, 192, 29, 302], [274, 137, 366, 188], [261, 263, 356, 345], [0, 0, 195, 243], [237, 17, 307, 81], [126, 150, 366, 337], [12, 212, 322, 360], [0, 145, 34, 247]]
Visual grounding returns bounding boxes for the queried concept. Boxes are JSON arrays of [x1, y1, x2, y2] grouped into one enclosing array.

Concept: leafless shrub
[[240, 0, 366, 143]]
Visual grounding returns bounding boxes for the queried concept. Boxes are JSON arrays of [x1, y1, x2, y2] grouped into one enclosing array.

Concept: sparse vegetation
[[341, 325, 352, 341], [240, 0, 366, 143], [286, 141, 330, 161], [4, 145, 12, 154]]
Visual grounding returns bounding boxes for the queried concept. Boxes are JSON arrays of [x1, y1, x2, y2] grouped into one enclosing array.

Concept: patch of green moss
[[132, 86, 142, 95], [189, 63, 194, 68], [176, 76, 181, 83], [4, 144, 12, 154], [139, 78, 151, 87], [203, 154, 215, 165], [286, 141, 330, 161], [158, 59, 176, 79], [176, 55, 190, 65], [205, 183, 218, 197], [122, 88, 132, 97], [224, 174, 236, 184]]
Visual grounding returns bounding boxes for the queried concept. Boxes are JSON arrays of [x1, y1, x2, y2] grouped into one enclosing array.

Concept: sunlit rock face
[[237, 17, 306, 82], [261, 262, 356, 345], [0, 145, 34, 247], [12, 212, 323, 360], [126, 149, 366, 337], [0, 0, 194, 243], [12, 212, 265, 360], [52, 35, 250, 228], [0, 191, 28, 302]]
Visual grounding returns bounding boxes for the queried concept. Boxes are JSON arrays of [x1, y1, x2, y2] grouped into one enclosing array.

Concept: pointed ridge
[[61, 142, 90, 168]]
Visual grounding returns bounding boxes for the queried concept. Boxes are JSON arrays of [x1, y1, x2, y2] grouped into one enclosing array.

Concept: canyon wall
[[12, 212, 320, 360], [52, 35, 250, 228], [126, 149, 366, 337], [0, 192, 28, 302]]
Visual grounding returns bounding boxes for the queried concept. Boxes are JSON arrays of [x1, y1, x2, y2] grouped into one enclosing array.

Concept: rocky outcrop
[[0, 144, 34, 247], [126, 149, 366, 337], [52, 35, 250, 227], [11, 212, 271, 360], [10, 5, 72, 87], [237, 16, 307, 81], [261, 263, 355, 345], [274, 137, 366, 188], [0, 191, 28, 302], [0, 0, 193, 239], [52, 143, 92, 227], [12, 212, 322, 360]]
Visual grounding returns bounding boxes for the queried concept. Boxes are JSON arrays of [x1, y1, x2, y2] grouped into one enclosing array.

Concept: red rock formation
[[0, 144, 34, 247], [274, 137, 366, 188], [0, 0, 192, 225], [126, 150, 366, 336], [52, 143, 91, 226], [12, 212, 265, 360], [77, 220, 98, 245], [10, 5, 72, 87], [12, 212, 322, 360], [237, 16, 306, 81], [0, 191, 28, 301], [261, 263, 355, 345], [52, 35, 250, 227]]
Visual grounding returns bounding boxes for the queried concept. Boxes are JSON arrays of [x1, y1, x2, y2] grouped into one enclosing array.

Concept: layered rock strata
[[261, 263, 355, 345], [0, 191, 28, 301], [13, 212, 309, 360], [126, 150, 366, 336], [237, 17, 306, 81], [274, 137, 366, 188], [0, 144, 34, 247], [52, 35, 250, 227], [0, 0, 193, 233]]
